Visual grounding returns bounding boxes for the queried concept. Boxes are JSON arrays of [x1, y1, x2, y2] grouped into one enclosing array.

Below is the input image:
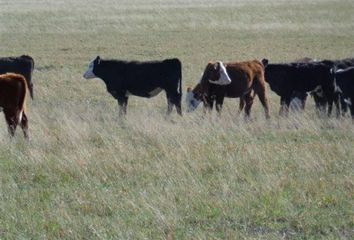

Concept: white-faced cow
[[0, 55, 35, 99], [83, 56, 182, 116], [333, 66, 354, 119], [186, 60, 270, 119]]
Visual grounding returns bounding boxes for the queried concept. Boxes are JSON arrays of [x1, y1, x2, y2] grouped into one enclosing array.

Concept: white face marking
[[186, 91, 202, 112], [149, 87, 163, 97], [83, 58, 97, 79], [208, 61, 232, 85]]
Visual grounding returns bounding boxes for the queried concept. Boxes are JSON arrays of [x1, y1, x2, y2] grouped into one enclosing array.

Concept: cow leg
[[298, 93, 307, 110], [215, 95, 224, 116], [203, 97, 214, 114], [244, 92, 254, 119], [166, 91, 182, 116], [349, 99, 354, 120], [340, 97, 348, 117], [173, 93, 182, 116], [117, 96, 128, 116], [313, 94, 325, 113], [326, 92, 340, 118], [167, 99, 173, 115], [334, 93, 341, 119], [166, 93, 174, 115], [239, 97, 245, 113], [4, 109, 18, 137], [327, 98, 333, 117], [279, 97, 290, 117], [255, 86, 270, 119], [20, 112, 29, 140], [175, 95, 182, 116]]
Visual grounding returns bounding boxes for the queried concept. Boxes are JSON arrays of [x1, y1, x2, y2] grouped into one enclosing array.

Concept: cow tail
[[17, 75, 28, 123], [179, 64, 182, 96], [173, 59, 182, 96]]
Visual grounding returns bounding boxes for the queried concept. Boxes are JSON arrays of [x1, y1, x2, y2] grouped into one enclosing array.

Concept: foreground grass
[[1, 0, 354, 239], [1, 108, 353, 239]]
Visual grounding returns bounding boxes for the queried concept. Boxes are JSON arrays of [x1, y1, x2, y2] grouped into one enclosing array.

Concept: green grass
[[1, 0, 354, 239]]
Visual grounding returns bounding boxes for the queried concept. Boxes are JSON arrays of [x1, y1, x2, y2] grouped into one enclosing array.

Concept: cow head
[[83, 56, 100, 79], [186, 85, 203, 112], [186, 61, 231, 112], [261, 58, 275, 85], [207, 61, 232, 85]]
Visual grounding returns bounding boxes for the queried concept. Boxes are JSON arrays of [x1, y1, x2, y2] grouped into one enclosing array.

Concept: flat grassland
[[0, 0, 353, 239]]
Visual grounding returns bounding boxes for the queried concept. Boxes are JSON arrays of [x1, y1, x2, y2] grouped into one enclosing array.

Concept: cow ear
[[95, 56, 101, 64], [261, 58, 269, 67], [206, 62, 214, 69]]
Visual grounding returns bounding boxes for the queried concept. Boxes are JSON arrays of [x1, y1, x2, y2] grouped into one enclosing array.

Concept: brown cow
[[186, 60, 270, 119], [0, 73, 29, 139]]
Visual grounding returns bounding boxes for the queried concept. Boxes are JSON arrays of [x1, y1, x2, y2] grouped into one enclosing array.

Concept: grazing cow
[[186, 60, 270, 119], [0, 55, 35, 99], [262, 59, 339, 117], [333, 66, 354, 118], [83, 56, 182, 116], [0, 73, 29, 139]]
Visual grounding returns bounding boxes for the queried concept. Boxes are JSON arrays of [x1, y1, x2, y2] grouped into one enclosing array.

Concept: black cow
[[0, 55, 35, 99], [333, 66, 354, 118], [273, 58, 354, 115], [315, 58, 354, 115], [321, 58, 354, 69], [83, 56, 182, 116], [262, 59, 339, 117]]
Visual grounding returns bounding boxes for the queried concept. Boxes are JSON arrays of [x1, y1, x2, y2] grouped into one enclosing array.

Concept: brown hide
[[188, 60, 270, 118], [0, 73, 29, 139]]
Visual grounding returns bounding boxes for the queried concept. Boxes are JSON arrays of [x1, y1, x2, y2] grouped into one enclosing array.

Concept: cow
[[83, 56, 182, 116], [315, 58, 354, 116], [186, 60, 270, 119], [321, 58, 354, 69], [0, 55, 35, 99], [262, 59, 339, 117], [288, 58, 354, 115], [0, 73, 29, 139], [333, 66, 354, 119]]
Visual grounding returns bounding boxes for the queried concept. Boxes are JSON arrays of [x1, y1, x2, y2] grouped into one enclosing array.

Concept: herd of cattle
[[1, 55, 354, 139]]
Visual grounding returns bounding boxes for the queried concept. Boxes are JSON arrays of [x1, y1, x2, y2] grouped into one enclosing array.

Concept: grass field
[[1, 0, 354, 239]]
